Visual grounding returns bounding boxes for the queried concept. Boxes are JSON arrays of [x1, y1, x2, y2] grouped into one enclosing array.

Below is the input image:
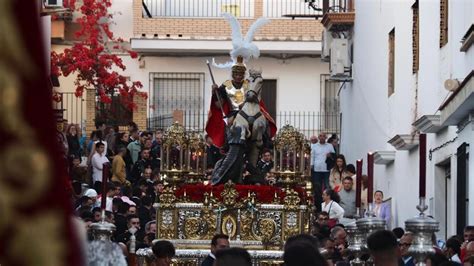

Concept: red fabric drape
[[0, 2, 82, 265], [205, 93, 277, 148]]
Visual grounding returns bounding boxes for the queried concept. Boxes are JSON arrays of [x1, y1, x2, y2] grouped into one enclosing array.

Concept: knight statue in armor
[[205, 13, 277, 185]]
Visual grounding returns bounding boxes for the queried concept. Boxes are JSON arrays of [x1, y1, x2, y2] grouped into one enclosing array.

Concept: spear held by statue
[[206, 60, 227, 124]]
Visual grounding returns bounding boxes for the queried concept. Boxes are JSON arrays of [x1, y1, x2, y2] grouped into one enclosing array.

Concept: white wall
[[339, 0, 473, 232], [119, 55, 329, 119], [109, 0, 134, 40]]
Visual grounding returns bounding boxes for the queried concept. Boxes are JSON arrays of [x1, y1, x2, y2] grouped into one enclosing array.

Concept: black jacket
[[201, 255, 214, 266]]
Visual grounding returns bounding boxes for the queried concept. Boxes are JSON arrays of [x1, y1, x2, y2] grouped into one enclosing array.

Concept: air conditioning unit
[[330, 38, 351, 78], [45, 0, 63, 8], [321, 29, 333, 62]]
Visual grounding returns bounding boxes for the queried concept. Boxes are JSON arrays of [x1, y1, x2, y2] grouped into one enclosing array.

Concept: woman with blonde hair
[[66, 124, 82, 158]]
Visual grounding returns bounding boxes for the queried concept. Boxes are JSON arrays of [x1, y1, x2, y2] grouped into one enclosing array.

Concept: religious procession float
[[134, 122, 313, 265], [89, 12, 440, 266]]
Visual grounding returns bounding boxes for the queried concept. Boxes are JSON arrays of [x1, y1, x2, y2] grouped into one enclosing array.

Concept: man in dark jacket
[[201, 234, 230, 266]]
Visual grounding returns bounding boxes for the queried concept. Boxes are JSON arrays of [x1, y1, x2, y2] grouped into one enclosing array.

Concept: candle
[[179, 147, 183, 169], [166, 147, 169, 170], [101, 162, 110, 210], [187, 150, 191, 171], [196, 151, 200, 171], [419, 133, 426, 198], [160, 145, 164, 171], [367, 152, 374, 204], [356, 159, 362, 208], [279, 149, 283, 171], [293, 151, 296, 171], [274, 149, 277, 171], [300, 150, 304, 172]]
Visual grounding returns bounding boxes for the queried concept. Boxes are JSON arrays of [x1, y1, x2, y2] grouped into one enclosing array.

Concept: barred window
[[440, 0, 448, 47], [412, 0, 419, 74], [150, 72, 204, 130], [388, 28, 395, 97]]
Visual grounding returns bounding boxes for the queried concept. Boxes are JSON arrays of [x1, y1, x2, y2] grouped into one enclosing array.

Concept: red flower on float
[[51, 0, 144, 107], [175, 184, 306, 204]]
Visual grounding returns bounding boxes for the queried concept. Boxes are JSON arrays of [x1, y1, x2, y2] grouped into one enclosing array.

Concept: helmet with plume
[[213, 13, 270, 74]]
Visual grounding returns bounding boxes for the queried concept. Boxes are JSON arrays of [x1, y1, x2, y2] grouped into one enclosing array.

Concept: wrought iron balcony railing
[[142, 0, 328, 19]]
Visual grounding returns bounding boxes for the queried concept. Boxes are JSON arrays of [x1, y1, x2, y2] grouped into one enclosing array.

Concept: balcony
[[141, 0, 325, 19], [320, 0, 355, 31], [133, 0, 327, 56]]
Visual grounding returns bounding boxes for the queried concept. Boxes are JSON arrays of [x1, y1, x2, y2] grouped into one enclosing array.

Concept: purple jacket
[[371, 202, 391, 227]]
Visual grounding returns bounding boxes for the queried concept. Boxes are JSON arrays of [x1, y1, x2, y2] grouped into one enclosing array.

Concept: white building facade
[[120, 0, 336, 136], [337, 0, 473, 238]]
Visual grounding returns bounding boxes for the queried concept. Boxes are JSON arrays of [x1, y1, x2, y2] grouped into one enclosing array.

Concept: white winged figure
[[212, 13, 270, 68]]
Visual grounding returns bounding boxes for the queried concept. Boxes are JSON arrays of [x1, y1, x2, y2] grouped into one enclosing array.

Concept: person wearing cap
[[78, 189, 98, 212]]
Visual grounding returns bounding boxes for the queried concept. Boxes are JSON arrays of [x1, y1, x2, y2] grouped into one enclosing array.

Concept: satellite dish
[[444, 79, 460, 91]]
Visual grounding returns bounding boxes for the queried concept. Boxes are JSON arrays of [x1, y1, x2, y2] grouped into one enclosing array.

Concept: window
[[388, 28, 395, 97], [412, 0, 419, 74], [150, 73, 204, 130], [320, 74, 340, 134], [440, 0, 448, 47]]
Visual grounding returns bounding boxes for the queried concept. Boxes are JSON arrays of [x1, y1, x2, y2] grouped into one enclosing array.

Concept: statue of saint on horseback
[[205, 13, 277, 185]]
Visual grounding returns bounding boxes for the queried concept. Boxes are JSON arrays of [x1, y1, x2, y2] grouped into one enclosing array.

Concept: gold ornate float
[[137, 123, 313, 265]]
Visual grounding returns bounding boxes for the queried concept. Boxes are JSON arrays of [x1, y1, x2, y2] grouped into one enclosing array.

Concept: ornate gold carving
[[2, 146, 51, 206], [221, 214, 237, 238], [159, 209, 175, 239], [239, 210, 254, 240], [283, 189, 301, 211], [9, 212, 65, 266], [163, 122, 188, 148], [259, 218, 277, 244], [201, 207, 217, 239], [183, 218, 201, 240], [221, 181, 240, 207], [187, 132, 205, 152], [159, 187, 177, 208], [284, 212, 300, 240], [273, 124, 305, 151]]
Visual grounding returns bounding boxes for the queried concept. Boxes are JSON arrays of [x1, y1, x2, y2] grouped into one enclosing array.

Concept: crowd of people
[[61, 120, 474, 266], [148, 225, 474, 266], [308, 132, 391, 229], [62, 121, 165, 251]]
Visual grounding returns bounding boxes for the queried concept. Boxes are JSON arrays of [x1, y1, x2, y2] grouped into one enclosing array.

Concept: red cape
[[206, 93, 277, 148]]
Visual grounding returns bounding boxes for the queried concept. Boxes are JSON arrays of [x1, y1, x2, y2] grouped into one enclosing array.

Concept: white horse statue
[[232, 69, 267, 167]]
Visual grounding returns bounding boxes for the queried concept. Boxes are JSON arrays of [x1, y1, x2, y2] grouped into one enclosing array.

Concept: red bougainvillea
[[51, 0, 145, 109]]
